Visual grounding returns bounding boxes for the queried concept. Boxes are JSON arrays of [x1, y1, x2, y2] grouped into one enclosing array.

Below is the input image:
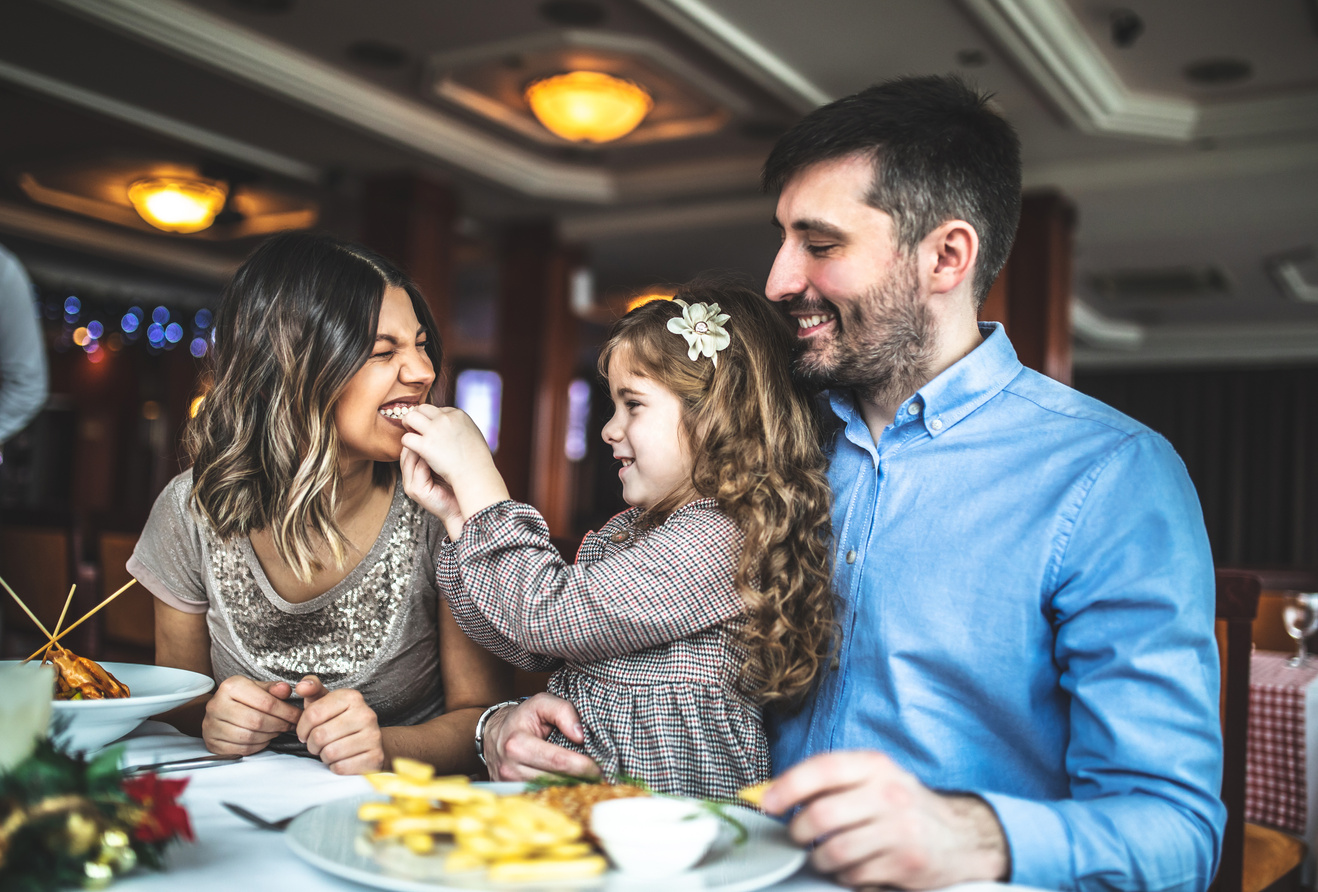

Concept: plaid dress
[[437, 498, 771, 800]]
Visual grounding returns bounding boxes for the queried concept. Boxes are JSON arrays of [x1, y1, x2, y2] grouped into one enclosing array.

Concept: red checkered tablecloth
[[1245, 650, 1318, 833]]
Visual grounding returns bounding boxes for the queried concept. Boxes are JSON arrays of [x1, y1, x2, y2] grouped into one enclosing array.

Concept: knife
[[124, 753, 244, 774]]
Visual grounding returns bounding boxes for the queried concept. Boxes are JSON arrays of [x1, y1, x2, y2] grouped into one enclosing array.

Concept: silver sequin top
[[128, 470, 446, 727]]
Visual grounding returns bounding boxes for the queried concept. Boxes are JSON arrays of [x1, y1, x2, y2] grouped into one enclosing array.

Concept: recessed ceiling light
[[956, 49, 988, 68], [127, 177, 228, 233], [539, 0, 606, 27], [1184, 58, 1253, 86], [346, 40, 409, 70]]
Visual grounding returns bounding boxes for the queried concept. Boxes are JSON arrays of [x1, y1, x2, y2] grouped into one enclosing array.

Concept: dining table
[[1245, 649, 1318, 882], [107, 721, 1048, 892]]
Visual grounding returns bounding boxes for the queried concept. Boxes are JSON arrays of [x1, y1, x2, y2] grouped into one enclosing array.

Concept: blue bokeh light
[[152, 306, 170, 325], [64, 296, 81, 315], [87, 320, 104, 339], [121, 313, 140, 333], [194, 309, 213, 329], [165, 323, 184, 343], [147, 323, 165, 344], [190, 337, 208, 357]]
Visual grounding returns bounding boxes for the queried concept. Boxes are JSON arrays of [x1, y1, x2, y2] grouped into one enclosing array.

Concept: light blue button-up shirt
[[769, 323, 1224, 892]]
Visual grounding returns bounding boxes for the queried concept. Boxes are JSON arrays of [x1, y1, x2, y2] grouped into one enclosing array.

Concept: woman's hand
[[202, 675, 303, 755], [482, 693, 601, 782], [295, 676, 385, 775], [401, 406, 509, 520]]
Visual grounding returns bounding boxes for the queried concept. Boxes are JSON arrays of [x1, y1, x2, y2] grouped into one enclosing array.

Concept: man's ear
[[923, 220, 979, 298]]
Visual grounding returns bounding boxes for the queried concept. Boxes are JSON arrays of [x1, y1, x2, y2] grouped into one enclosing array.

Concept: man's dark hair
[[763, 75, 1022, 308]]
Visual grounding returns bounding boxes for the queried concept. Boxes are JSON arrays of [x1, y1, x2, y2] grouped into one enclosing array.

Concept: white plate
[[286, 788, 806, 892], [0, 660, 214, 752]]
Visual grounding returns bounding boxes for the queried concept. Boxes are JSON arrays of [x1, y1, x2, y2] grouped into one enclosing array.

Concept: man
[[479, 76, 1224, 892], [0, 244, 47, 453]]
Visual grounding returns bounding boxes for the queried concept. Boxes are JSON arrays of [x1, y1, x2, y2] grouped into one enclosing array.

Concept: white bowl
[[591, 796, 721, 877], [0, 661, 213, 753]]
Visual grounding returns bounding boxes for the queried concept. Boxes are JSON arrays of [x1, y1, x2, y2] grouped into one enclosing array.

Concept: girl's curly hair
[[598, 280, 837, 708]]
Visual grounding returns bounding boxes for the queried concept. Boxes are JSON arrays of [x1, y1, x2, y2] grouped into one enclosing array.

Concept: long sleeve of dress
[[437, 500, 745, 664]]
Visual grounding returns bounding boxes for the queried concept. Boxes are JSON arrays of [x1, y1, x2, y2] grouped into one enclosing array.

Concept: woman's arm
[[379, 599, 514, 774], [154, 599, 301, 752]]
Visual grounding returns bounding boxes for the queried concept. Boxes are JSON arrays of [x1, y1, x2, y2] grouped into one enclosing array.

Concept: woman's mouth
[[379, 400, 419, 426]]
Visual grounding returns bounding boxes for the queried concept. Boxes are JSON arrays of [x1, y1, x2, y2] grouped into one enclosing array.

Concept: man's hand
[[295, 676, 386, 775], [760, 751, 1009, 890], [482, 693, 601, 782], [202, 676, 302, 755]]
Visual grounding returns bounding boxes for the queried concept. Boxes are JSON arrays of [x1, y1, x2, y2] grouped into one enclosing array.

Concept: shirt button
[[845, 549, 857, 564], [907, 403, 921, 415], [930, 419, 944, 432], [830, 655, 841, 672], [610, 530, 630, 543]]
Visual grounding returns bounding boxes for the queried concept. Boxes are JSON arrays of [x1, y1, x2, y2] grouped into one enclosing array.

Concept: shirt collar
[[826, 322, 1023, 440]]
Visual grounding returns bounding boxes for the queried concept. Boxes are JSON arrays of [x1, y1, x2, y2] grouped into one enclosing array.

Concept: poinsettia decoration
[[0, 730, 193, 890]]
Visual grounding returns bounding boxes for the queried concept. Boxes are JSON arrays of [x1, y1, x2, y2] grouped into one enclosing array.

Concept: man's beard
[[788, 257, 934, 409]]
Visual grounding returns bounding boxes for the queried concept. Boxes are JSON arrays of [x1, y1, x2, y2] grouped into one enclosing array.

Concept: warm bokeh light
[[126, 177, 228, 233], [524, 71, 653, 143], [72, 326, 90, 346], [189, 395, 205, 418], [626, 292, 675, 312], [141, 401, 162, 421]]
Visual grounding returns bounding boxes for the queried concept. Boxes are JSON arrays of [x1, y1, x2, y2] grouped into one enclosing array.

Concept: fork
[[221, 801, 311, 831]]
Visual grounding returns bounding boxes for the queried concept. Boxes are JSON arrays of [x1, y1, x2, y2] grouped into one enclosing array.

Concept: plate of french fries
[[284, 759, 805, 891]]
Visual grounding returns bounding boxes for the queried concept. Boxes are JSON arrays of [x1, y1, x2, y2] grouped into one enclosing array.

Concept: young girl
[[400, 282, 835, 799], [131, 231, 509, 775]]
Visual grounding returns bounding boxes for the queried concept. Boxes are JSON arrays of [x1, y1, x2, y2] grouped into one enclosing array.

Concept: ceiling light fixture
[[126, 177, 228, 233], [524, 71, 653, 143]]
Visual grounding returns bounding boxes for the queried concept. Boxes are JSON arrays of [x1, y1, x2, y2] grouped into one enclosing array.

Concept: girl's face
[[335, 285, 435, 465], [601, 351, 693, 511]]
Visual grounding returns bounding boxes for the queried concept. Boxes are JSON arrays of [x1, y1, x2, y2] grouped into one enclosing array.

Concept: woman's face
[[335, 285, 435, 465]]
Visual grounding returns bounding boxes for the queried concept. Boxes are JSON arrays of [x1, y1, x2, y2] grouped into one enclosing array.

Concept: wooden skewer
[[0, 573, 56, 642], [41, 584, 78, 661], [22, 578, 139, 663]]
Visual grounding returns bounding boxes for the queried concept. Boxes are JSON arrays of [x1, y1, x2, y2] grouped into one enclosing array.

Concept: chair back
[[1213, 569, 1263, 892], [98, 531, 155, 658], [0, 525, 73, 656]]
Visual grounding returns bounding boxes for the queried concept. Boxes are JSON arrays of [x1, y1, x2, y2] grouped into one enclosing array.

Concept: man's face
[[766, 153, 930, 395]]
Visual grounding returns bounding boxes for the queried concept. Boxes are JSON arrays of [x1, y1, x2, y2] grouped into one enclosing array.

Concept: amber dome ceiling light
[[524, 71, 654, 143], [127, 177, 228, 233]]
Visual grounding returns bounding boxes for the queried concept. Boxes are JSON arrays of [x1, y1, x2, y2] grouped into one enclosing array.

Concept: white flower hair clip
[[667, 299, 731, 366]]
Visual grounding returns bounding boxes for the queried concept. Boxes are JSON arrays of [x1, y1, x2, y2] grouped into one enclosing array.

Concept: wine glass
[[1282, 592, 1318, 667]]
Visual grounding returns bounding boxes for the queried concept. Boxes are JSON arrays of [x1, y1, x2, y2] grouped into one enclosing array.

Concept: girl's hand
[[295, 676, 385, 775], [202, 676, 303, 755], [401, 445, 464, 538], [401, 406, 510, 517]]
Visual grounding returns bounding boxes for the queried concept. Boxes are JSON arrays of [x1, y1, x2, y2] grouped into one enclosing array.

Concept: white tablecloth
[[109, 722, 1044, 892]]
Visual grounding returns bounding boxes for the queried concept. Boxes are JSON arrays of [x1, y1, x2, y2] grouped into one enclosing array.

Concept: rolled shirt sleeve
[[987, 433, 1223, 892]]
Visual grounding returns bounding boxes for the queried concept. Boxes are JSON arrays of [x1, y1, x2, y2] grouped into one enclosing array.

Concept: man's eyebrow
[[791, 217, 847, 239]]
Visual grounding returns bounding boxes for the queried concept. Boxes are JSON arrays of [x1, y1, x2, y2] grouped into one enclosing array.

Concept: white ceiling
[[2, 0, 1317, 368]]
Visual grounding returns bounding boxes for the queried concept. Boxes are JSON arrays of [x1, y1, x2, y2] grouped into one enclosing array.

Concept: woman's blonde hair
[[598, 281, 837, 708], [185, 231, 441, 582]]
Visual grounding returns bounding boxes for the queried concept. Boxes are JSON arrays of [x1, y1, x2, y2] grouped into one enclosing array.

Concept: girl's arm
[[446, 500, 746, 663], [379, 599, 513, 773]]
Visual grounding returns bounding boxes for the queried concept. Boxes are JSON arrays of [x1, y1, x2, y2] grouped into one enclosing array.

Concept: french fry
[[393, 758, 436, 783], [738, 780, 771, 807], [373, 814, 458, 838], [356, 802, 403, 822], [365, 775, 495, 803], [403, 832, 435, 855], [486, 855, 608, 882]]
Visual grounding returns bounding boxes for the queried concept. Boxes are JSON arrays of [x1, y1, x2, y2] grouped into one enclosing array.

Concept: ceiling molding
[[0, 59, 319, 183], [1071, 297, 1144, 350], [560, 195, 772, 241], [631, 0, 831, 113], [1074, 320, 1318, 369], [960, 0, 1197, 141], [0, 200, 240, 281], [1024, 138, 1318, 193], [46, 0, 618, 203], [962, 0, 1318, 143]]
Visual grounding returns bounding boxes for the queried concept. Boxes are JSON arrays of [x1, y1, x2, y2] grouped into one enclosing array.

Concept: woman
[[129, 231, 509, 775]]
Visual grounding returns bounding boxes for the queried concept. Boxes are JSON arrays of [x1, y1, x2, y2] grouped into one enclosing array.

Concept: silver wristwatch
[[474, 698, 527, 765]]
